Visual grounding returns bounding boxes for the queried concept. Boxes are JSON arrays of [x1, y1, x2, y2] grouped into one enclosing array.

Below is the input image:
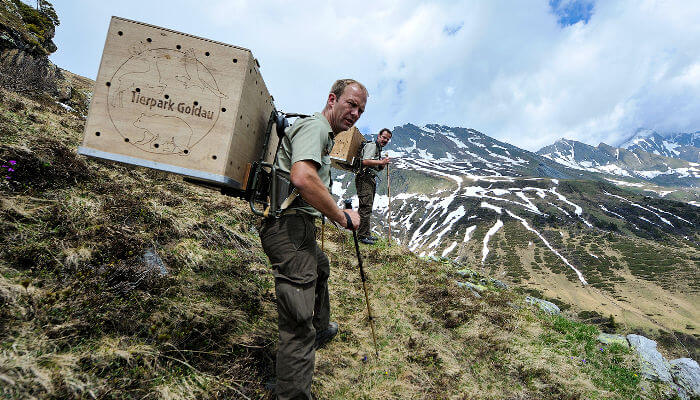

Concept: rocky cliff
[[0, 0, 88, 113]]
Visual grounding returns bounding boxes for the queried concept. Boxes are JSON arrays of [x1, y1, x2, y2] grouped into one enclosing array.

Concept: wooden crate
[[78, 16, 278, 190], [330, 126, 365, 171]]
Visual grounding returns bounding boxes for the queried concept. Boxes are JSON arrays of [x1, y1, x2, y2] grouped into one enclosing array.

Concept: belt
[[277, 208, 316, 218]]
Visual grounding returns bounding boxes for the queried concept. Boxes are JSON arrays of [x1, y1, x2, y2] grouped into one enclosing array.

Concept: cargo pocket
[[286, 216, 311, 251]]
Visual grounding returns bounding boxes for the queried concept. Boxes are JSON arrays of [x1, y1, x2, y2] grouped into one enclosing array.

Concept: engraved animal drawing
[[110, 49, 164, 108], [133, 113, 193, 155], [175, 48, 227, 98]]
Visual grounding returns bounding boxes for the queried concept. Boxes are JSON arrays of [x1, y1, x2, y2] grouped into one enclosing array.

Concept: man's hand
[[342, 209, 361, 230], [362, 157, 391, 168]]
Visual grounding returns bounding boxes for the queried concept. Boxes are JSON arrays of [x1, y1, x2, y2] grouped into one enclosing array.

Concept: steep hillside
[[0, 86, 688, 399]]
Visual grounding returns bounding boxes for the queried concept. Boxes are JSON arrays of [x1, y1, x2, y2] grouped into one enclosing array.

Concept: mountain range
[[619, 129, 699, 163], [332, 123, 699, 335], [537, 138, 698, 190]]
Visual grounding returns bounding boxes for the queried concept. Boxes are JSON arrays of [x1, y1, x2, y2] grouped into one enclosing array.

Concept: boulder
[[456, 281, 483, 298], [525, 296, 560, 315], [456, 268, 479, 279], [597, 333, 629, 348], [457, 281, 487, 293], [143, 248, 168, 276], [627, 334, 672, 383], [670, 358, 700, 399]]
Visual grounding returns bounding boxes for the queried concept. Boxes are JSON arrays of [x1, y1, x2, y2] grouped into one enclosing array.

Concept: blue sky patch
[[443, 22, 464, 36], [549, 0, 594, 26]]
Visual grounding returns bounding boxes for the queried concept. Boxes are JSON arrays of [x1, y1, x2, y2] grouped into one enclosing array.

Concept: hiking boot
[[359, 237, 376, 245], [369, 236, 379, 241], [315, 322, 338, 349]]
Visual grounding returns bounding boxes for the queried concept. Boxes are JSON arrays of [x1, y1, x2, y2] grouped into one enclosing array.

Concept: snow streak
[[603, 192, 674, 227], [505, 210, 588, 285], [482, 219, 503, 264]]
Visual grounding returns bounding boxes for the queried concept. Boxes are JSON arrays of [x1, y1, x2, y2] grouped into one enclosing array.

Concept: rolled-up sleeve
[[290, 120, 325, 168]]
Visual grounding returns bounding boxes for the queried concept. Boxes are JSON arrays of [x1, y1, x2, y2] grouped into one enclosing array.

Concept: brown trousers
[[355, 173, 376, 239], [260, 214, 330, 400]]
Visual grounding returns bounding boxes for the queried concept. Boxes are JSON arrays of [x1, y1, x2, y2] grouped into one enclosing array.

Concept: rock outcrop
[[627, 334, 673, 383], [596, 333, 629, 347], [0, 0, 62, 94], [670, 358, 700, 400], [525, 296, 561, 315]]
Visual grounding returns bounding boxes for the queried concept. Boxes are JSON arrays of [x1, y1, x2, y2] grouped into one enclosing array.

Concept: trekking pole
[[386, 153, 391, 246], [321, 216, 325, 252], [344, 199, 379, 359]]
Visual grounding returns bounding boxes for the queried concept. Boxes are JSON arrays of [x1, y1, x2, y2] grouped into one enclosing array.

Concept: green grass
[[539, 315, 643, 399]]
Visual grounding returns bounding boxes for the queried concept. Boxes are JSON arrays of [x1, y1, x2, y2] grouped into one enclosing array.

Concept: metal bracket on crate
[[221, 110, 309, 218]]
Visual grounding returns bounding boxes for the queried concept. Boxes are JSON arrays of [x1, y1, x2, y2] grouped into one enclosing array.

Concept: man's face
[[327, 84, 367, 134], [377, 131, 391, 147]]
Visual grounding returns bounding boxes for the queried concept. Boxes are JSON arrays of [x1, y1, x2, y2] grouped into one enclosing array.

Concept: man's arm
[[361, 158, 390, 167], [290, 160, 360, 229]]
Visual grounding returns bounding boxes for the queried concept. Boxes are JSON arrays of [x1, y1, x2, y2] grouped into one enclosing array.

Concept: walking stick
[[321, 216, 325, 252], [386, 153, 391, 246], [344, 199, 380, 359]]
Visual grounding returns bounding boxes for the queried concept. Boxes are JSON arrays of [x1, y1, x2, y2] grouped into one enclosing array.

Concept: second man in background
[[355, 128, 392, 245]]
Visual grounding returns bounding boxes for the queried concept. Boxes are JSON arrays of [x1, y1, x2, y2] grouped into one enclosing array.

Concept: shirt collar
[[313, 112, 334, 138]]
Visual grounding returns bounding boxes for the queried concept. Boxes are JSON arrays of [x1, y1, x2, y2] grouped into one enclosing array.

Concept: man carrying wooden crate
[[355, 128, 392, 244], [260, 79, 366, 400]]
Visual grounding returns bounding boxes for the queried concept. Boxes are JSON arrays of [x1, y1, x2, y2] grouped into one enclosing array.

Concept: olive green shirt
[[361, 141, 384, 178], [275, 112, 334, 217]]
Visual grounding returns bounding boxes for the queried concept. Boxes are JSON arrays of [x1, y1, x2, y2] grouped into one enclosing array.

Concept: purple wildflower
[[7, 168, 13, 172], [9, 160, 16, 165]]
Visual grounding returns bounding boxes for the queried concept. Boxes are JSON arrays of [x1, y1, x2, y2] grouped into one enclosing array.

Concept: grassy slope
[[453, 216, 700, 335], [0, 88, 677, 399]]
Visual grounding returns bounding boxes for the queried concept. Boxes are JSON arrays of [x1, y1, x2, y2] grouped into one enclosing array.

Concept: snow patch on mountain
[[482, 219, 503, 263], [442, 241, 458, 257], [605, 178, 645, 187], [603, 192, 677, 227], [505, 210, 588, 285], [549, 187, 593, 227], [463, 225, 477, 242]]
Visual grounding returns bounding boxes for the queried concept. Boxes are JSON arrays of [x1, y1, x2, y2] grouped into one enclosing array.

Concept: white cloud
[[51, 0, 700, 151]]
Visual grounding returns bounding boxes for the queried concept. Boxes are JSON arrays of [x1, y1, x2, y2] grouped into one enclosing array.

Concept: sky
[[49, 0, 700, 151]]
